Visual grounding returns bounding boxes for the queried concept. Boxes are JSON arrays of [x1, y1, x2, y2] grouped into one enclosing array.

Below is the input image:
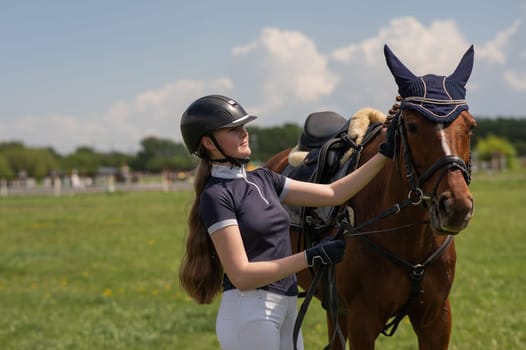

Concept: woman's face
[[204, 125, 251, 159]]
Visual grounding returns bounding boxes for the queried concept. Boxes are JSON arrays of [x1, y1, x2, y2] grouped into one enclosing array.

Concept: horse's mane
[[287, 107, 386, 167]]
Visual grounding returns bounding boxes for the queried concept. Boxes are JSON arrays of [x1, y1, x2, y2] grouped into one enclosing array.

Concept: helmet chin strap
[[208, 135, 250, 167]]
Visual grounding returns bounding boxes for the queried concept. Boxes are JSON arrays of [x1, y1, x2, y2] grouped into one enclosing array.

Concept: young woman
[[178, 95, 396, 350]]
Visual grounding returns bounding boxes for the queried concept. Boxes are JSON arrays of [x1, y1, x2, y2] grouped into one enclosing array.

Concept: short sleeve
[[200, 187, 238, 235]]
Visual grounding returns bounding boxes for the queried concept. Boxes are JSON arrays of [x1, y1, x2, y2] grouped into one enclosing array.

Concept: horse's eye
[[406, 123, 418, 134]]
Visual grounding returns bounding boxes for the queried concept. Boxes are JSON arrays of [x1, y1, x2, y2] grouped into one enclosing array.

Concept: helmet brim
[[220, 114, 257, 128]]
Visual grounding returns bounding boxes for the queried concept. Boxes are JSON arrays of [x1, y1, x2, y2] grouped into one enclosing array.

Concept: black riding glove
[[305, 236, 346, 267], [378, 115, 398, 159]]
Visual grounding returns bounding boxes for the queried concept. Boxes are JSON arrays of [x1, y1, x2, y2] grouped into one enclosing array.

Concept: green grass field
[[0, 169, 525, 349]]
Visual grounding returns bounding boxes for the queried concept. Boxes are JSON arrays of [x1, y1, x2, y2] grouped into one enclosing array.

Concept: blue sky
[[1, 1, 525, 154]]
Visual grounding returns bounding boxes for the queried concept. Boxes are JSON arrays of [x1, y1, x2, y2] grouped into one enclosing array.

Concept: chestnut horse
[[265, 45, 475, 349]]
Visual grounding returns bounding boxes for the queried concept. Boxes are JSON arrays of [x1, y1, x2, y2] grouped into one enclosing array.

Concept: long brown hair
[[179, 159, 224, 304]]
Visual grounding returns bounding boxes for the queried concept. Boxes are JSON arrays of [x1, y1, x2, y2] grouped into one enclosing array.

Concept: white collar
[[211, 163, 269, 205], [211, 163, 246, 179]]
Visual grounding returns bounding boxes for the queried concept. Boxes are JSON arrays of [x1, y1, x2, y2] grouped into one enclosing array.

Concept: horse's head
[[384, 45, 475, 235]]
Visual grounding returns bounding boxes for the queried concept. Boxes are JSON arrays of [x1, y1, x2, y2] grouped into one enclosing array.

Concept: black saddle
[[283, 113, 384, 233], [298, 111, 349, 151]]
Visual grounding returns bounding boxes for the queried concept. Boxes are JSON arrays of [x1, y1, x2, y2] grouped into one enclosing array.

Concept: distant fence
[[0, 179, 193, 197]]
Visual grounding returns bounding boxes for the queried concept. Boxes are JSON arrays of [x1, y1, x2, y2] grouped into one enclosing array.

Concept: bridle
[[395, 108, 472, 209], [335, 106, 473, 237]]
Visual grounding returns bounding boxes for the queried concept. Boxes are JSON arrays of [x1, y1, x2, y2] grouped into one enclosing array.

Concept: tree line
[[472, 117, 526, 155], [0, 118, 524, 180]]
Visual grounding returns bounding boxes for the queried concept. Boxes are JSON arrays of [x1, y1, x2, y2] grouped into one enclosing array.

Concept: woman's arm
[[210, 225, 307, 290], [283, 153, 389, 207]]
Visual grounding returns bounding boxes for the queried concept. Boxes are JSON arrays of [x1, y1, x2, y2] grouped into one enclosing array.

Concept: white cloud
[[232, 27, 339, 111], [227, 20, 480, 127], [1, 79, 235, 154], [108, 78, 233, 120], [326, 17, 475, 114], [232, 41, 259, 56], [475, 20, 526, 92], [0, 113, 107, 153], [504, 70, 526, 91], [331, 17, 471, 75], [102, 78, 235, 150], [477, 20, 521, 64], [4, 15, 524, 154]]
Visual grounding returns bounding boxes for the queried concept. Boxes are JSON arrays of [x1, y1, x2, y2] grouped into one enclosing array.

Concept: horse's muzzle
[[430, 190, 474, 235]]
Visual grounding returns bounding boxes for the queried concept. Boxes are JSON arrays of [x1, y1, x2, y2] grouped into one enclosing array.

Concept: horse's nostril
[[436, 192, 473, 222], [438, 195, 449, 216]]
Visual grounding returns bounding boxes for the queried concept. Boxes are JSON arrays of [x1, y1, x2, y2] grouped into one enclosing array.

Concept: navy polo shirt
[[200, 165, 298, 296]]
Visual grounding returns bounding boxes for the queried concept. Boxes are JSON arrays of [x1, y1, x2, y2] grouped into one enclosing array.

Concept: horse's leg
[[345, 302, 380, 350], [410, 298, 452, 350]]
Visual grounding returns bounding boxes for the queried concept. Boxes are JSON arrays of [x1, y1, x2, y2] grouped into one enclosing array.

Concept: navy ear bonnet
[[384, 44, 474, 123]]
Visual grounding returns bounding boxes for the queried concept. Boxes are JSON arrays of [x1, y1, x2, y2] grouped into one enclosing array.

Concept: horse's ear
[[449, 45, 474, 86], [384, 44, 417, 89]]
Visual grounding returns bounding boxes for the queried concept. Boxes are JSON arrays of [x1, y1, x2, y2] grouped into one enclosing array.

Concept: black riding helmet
[[180, 95, 257, 161]]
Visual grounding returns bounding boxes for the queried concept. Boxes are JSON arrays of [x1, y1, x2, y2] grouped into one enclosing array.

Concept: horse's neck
[[265, 148, 291, 173]]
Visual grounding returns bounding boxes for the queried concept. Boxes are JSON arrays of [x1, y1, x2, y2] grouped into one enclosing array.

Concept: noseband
[[395, 111, 472, 207]]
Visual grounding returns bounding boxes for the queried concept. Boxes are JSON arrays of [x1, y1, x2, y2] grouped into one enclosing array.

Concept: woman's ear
[[201, 136, 216, 152]]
